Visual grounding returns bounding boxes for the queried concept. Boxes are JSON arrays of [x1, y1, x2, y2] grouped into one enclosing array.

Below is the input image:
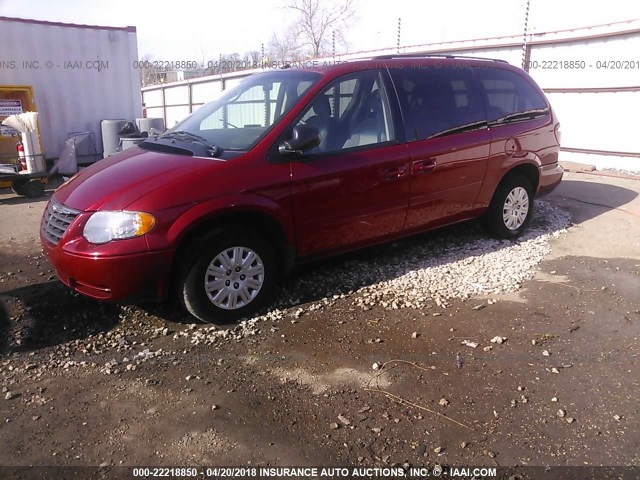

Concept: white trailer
[[0, 16, 142, 160]]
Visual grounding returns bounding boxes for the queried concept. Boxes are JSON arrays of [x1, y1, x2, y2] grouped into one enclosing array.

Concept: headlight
[[83, 211, 156, 244]]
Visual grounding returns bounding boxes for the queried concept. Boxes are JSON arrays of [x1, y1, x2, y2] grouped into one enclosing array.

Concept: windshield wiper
[[426, 120, 488, 139], [158, 131, 220, 156], [489, 109, 549, 125]]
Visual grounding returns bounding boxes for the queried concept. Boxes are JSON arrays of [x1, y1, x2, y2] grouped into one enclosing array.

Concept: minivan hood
[[55, 148, 224, 211]]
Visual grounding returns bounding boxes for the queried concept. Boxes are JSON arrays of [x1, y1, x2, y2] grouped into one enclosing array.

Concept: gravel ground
[[600, 168, 640, 177], [196, 200, 569, 345]]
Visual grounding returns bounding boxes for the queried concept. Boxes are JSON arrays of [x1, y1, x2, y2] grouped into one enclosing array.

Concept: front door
[[286, 70, 411, 257]]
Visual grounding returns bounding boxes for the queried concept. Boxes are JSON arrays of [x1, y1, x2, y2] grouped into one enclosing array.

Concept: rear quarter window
[[475, 67, 548, 121]]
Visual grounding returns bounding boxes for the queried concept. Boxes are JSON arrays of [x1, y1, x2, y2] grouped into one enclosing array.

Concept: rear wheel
[[179, 227, 277, 324], [485, 173, 534, 239]]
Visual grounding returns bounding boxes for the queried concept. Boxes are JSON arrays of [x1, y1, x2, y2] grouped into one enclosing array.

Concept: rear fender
[[476, 155, 541, 207]]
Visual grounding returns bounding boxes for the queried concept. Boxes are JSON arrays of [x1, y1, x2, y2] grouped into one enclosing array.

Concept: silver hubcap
[[204, 246, 265, 310], [503, 187, 530, 230]]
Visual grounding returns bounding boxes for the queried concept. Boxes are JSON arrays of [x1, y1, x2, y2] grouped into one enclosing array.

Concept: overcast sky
[[0, 0, 638, 60]]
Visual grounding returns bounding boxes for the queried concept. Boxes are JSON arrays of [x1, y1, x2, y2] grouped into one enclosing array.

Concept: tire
[[24, 181, 45, 198], [179, 227, 277, 324], [485, 173, 534, 239], [11, 179, 27, 196]]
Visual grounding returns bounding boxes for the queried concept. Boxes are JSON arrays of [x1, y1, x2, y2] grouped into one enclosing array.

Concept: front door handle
[[380, 165, 408, 181], [413, 159, 437, 174]]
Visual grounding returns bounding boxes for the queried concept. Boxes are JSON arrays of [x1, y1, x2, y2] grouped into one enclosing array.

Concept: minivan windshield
[[164, 71, 322, 152]]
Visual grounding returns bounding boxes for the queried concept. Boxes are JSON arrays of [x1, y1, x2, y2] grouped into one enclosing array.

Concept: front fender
[[162, 193, 295, 249]]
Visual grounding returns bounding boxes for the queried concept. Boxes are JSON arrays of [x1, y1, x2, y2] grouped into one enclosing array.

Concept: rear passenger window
[[475, 67, 548, 122], [389, 67, 487, 141]]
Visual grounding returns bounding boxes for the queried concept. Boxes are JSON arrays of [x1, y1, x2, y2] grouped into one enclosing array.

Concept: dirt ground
[[0, 171, 639, 474]]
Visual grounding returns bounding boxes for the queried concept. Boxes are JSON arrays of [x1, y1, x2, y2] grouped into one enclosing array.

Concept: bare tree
[[286, 0, 355, 57], [248, 50, 262, 66], [138, 54, 164, 87], [266, 32, 296, 63]]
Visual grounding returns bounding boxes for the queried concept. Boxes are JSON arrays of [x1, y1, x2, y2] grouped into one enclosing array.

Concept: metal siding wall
[[127, 30, 142, 125], [230, 85, 267, 128], [529, 35, 640, 88], [164, 85, 189, 105], [547, 91, 640, 153], [165, 106, 191, 127], [191, 81, 223, 103], [145, 107, 164, 119], [224, 77, 244, 90], [198, 84, 271, 129], [440, 47, 523, 66], [555, 152, 639, 171], [0, 19, 142, 158], [143, 75, 271, 129], [142, 90, 163, 108]]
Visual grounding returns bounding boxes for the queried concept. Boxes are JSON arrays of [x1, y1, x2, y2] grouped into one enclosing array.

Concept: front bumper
[[41, 235, 174, 302]]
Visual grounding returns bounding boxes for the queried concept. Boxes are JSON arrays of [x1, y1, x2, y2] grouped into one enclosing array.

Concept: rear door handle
[[380, 165, 408, 181], [413, 159, 437, 174]]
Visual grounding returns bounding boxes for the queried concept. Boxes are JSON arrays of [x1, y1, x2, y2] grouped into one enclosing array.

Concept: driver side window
[[293, 70, 395, 155]]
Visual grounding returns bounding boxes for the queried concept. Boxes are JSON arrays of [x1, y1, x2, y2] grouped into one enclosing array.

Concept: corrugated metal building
[[0, 16, 142, 160], [142, 19, 640, 171]]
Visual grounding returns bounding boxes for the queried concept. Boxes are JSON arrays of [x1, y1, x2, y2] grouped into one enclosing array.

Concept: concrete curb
[[560, 161, 640, 181]]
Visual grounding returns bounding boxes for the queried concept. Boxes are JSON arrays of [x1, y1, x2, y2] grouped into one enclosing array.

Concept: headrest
[[312, 96, 331, 118]]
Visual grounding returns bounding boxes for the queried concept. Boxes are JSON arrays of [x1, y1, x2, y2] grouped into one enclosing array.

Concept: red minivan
[[41, 56, 563, 323]]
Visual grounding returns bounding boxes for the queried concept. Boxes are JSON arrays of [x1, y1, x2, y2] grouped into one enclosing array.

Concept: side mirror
[[278, 125, 320, 157]]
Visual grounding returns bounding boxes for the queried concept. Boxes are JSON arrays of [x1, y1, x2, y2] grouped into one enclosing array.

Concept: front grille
[[41, 200, 81, 245]]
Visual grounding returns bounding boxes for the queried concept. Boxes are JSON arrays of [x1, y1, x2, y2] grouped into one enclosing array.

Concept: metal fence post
[[161, 86, 167, 128]]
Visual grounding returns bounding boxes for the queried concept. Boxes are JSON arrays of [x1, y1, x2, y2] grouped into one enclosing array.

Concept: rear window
[[389, 66, 487, 141], [475, 67, 548, 122]]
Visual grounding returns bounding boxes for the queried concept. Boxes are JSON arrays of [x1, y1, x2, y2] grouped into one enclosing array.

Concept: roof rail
[[372, 53, 508, 63]]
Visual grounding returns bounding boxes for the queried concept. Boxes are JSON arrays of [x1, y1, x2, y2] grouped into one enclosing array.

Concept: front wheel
[[485, 173, 534, 239], [179, 228, 277, 324]]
